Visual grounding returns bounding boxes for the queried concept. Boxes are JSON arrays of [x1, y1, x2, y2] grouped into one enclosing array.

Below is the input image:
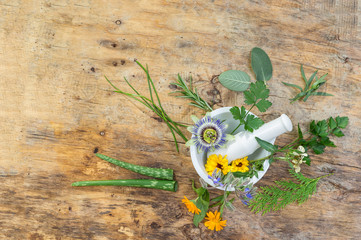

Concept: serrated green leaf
[[251, 47, 273, 82], [256, 99, 272, 112], [312, 144, 325, 154], [317, 120, 328, 137], [219, 70, 251, 92], [244, 89, 256, 105], [230, 106, 241, 120], [332, 128, 344, 137], [252, 81, 269, 99], [328, 117, 337, 130], [320, 137, 336, 147], [335, 116, 349, 128], [255, 137, 278, 153], [245, 115, 264, 132], [282, 82, 303, 91]]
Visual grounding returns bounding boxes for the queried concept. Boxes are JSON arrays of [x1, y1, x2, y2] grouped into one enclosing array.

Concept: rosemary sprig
[[283, 65, 333, 103], [105, 60, 188, 152], [170, 75, 213, 112]]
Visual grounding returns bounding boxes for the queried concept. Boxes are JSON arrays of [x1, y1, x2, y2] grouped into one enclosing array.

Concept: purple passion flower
[[186, 113, 231, 153]]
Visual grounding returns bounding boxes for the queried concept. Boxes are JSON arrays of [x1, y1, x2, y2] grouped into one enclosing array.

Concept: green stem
[[71, 179, 178, 192], [249, 154, 273, 163], [96, 153, 174, 180], [231, 104, 256, 134]]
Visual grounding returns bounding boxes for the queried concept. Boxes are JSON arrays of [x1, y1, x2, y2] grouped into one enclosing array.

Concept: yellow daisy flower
[[205, 154, 230, 175], [182, 196, 201, 215], [204, 210, 227, 231], [230, 156, 249, 173]]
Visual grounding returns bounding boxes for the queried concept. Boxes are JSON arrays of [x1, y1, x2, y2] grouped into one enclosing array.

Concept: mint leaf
[[256, 99, 272, 112], [245, 115, 264, 132], [335, 116, 349, 128]]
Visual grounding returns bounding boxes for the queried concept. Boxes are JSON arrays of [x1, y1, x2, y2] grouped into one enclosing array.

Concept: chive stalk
[[96, 153, 174, 180], [72, 179, 178, 192]]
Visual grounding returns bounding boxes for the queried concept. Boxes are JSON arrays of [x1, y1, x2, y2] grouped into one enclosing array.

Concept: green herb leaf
[[335, 116, 349, 129], [256, 99, 272, 112], [245, 115, 264, 132], [255, 137, 278, 153], [219, 70, 251, 92], [332, 128, 344, 137], [251, 47, 273, 82], [328, 117, 337, 130], [297, 124, 303, 139], [284, 65, 332, 103], [282, 82, 303, 91], [250, 169, 333, 214]]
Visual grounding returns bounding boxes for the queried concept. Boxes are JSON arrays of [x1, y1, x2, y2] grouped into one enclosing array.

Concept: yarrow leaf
[[249, 169, 332, 215]]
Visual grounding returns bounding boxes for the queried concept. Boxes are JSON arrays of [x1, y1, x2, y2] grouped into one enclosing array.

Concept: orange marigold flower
[[182, 196, 201, 215], [204, 210, 227, 231]]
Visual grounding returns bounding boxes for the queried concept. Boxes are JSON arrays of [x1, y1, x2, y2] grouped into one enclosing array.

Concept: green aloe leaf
[[251, 47, 273, 82], [219, 70, 251, 92]]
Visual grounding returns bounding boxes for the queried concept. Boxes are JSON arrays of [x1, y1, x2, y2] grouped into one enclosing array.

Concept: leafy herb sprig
[[300, 116, 349, 154], [105, 60, 188, 152], [230, 81, 272, 133], [170, 75, 213, 112], [249, 168, 333, 215], [283, 65, 333, 103]]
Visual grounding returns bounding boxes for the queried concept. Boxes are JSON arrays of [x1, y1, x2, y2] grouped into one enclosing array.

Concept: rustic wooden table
[[1, 1, 360, 239]]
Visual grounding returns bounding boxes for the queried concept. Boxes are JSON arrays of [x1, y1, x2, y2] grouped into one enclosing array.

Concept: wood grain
[[0, 0, 360, 239]]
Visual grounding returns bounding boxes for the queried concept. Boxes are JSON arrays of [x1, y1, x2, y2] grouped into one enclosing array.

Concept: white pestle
[[207, 114, 293, 164]]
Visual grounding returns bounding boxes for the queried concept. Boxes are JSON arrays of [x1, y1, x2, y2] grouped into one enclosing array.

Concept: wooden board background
[[0, 0, 360, 239]]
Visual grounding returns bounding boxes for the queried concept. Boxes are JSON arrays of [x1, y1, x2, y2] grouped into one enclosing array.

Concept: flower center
[[216, 163, 223, 170], [236, 162, 243, 168], [202, 128, 218, 144]]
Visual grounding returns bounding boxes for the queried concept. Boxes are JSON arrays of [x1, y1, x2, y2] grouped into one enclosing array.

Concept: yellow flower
[[182, 196, 201, 215], [205, 154, 230, 175], [230, 156, 249, 172], [204, 210, 227, 231]]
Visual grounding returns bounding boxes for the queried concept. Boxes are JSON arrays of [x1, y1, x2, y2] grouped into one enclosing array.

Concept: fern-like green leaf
[[249, 169, 332, 215]]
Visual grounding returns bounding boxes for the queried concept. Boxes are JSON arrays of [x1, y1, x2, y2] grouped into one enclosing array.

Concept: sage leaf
[[251, 47, 273, 82], [219, 70, 251, 92]]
